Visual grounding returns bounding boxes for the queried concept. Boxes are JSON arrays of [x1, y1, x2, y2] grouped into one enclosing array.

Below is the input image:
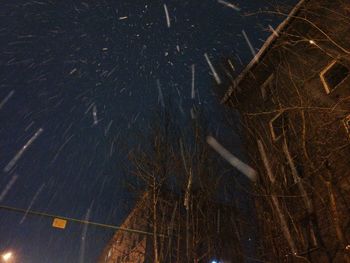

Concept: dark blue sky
[[0, 1, 295, 262]]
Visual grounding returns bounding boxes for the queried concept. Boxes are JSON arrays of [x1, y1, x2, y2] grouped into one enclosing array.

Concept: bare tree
[[127, 107, 243, 262], [219, 1, 350, 262]]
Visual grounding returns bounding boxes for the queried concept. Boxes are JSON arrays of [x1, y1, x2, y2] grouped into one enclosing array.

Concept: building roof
[[221, 0, 309, 104]]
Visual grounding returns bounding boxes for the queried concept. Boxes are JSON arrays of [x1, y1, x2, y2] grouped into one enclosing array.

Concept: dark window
[[299, 216, 318, 251], [295, 160, 304, 179], [270, 111, 288, 141], [291, 154, 304, 179], [138, 234, 143, 243], [321, 61, 349, 93]]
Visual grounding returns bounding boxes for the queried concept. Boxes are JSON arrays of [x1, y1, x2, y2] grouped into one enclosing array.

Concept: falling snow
[[163, 4, 171, 28], [3, 128, 44, 173], [217, 0, 241, 11], [206, 136, 257, 181], [0, 0, 296, 262], [204, 53, 222, 85], [0, 90, 15, 111]]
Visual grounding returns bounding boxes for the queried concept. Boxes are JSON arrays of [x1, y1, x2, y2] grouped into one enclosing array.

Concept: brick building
[[222, 0, 350, 262], [98, 190, 242, 263], [97, 193, 150, 263]]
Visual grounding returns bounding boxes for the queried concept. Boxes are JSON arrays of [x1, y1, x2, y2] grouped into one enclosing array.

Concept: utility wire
[[0, 205, 168, 238]]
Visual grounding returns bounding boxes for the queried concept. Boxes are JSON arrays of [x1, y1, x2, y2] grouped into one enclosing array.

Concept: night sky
[[0, 1, 295, 262]]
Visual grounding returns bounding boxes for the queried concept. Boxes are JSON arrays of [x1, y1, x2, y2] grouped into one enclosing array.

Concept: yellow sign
[[52, 218, 67, 229]]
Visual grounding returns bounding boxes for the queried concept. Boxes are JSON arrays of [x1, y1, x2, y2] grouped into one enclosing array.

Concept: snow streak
[[163, 4, 171, 28], [242, 30, 258, 62], [217, 0, 241, 11], [206, 136, 257, 181], [92, 104, 98, 125], [79, 204, 93, 263], [4, 128, 44, 173], [0, 174, 19, 202], [268, 25, 279, 37], [20, 183, 45, 224], [0, 90, 15, 111], [204, 53, 222, 85]]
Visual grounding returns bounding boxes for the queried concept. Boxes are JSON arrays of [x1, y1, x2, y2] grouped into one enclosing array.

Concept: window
[[137, 234, 143, 243], [299, 216, 318, 252], [343, 114, 350, 137], [288, 153, 305, 180], [295, 157, 305, 179], [261, 73, 276, 101], [269, 111, 288, 141], [320, 60, 349, 94]]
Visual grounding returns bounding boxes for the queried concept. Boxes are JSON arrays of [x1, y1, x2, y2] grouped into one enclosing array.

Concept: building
[[97, 193, 150, 263], [98, 190, 243, 263], [222, 0, 350, 262]]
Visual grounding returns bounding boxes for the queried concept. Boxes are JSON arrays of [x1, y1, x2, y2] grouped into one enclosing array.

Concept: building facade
[[98, 190, 243, 263], [222, 0, 350, 262], [97, 194, 151, 263]]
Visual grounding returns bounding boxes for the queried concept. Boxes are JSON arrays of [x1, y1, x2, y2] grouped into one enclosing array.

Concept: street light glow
[[2, 251, 13, 261]]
